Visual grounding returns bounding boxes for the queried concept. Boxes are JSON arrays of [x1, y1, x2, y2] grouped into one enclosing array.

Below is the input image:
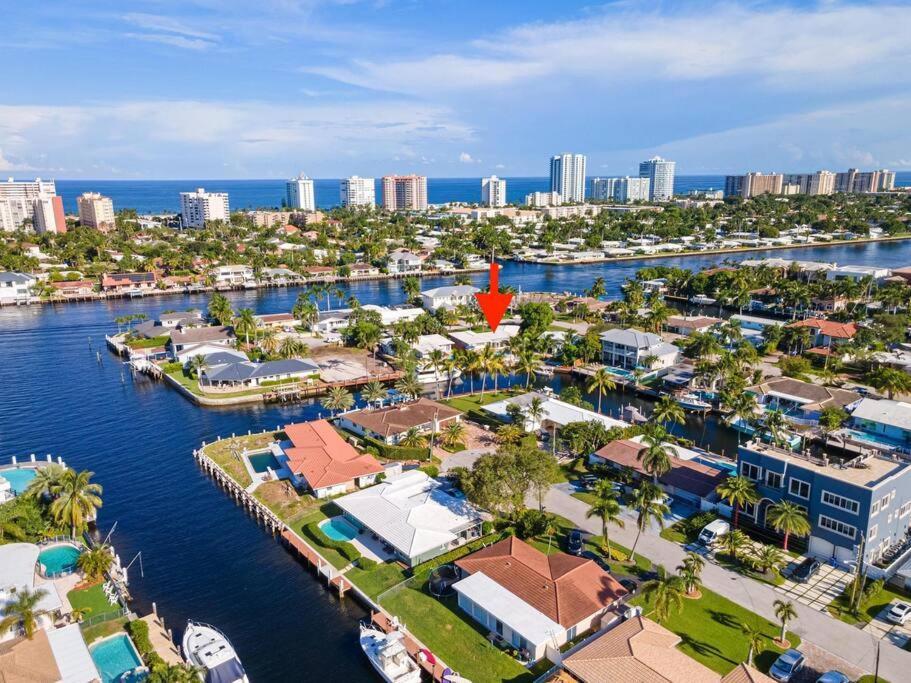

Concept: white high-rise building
[[639, 156, 676, 201], [77, 192, 116, 229], [286, 173, 315, 211], [590, 177, 651, 203], [340, 176, 376, 207], [550, 154, 586, 203], [524, 191, 562, 207], [481, 176, 507, 207], [0, 178, 58, 232], [180, 188, 230, 229]]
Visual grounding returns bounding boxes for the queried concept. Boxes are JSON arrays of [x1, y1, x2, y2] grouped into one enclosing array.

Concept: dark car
[[618, 578, 638, 596], [792, 557, 821, 583], [580, 550, 610, 572], [567, 529, 584, 555]]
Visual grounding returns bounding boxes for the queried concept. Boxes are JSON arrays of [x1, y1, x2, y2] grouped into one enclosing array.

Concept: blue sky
[[2, 0, 910, 179]]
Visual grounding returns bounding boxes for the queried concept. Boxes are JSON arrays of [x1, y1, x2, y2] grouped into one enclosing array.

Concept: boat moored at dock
[[359, 623, 423, 683], [182, 621, 248, 683]]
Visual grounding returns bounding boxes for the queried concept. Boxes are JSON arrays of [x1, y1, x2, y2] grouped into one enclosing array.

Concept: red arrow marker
[[474, 262, 513, 332]]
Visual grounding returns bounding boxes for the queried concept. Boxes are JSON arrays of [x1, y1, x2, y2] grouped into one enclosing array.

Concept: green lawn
[[81, 617, 128, 644], [165, 369, 270, 399], [442, 391, 516, 412], [294, 508, 352, 570], [68, 583, 119, 620], [345, 563, 408, 599], [630, 586, 799, 676], [827, 581, 911, 626]]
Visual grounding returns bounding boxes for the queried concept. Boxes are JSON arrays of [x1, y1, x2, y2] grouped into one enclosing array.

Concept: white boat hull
[[182, 621, 248, 683], [359, 625, 422, 683], [416, 368, 461, 384]]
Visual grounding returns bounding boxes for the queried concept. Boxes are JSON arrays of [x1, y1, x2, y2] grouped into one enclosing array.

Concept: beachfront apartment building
[[382, 175, 427, 210], [76, 192, 115, 230], [481, 175, 507, 207], [550, 153, 586, 203], [31, 194, 66, 234], [524, 191, 562, 207], [599, 328, 680, 371], [0, 272, 36, 305], [0, 177, 58, 233], [736, 440, 911, 572], [639, 156, 675, 201], [180, 188, 229, 228], [340, 176, 376, 207], [590, 176, 650, 203], [286, 173, 315, 211], [724, 172, 784, 199], [420, 284, 479, 312]]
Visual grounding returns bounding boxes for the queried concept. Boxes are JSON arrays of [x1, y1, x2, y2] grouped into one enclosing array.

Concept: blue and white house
[[736, 440, 911, 576], [844, 398, 911, 454]]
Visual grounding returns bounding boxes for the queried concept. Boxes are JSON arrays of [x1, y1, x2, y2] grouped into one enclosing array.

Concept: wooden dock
[[262, 371, 404, 403], [371, 611, 455, 682]]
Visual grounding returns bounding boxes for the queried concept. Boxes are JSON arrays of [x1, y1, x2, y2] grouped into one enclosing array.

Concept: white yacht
[[416, 366, 461, 385], [182, 621, 248, 683], [359, 624, 422, 683], [689, 294, 716, 305]]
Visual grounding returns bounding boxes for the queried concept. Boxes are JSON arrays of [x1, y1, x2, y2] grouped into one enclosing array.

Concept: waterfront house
[[599, 328, 680, 371], [664, 315, 721, 337], [589, 437, 728, 508], [386, 249, 423, 274], [349, 263, 381, 278], [558, 615, 775, 683], [100, 272, 157, 294], [0, 543, 64, 641], [786, 318, 858, 348], [134, 309, 205, 339], [260, 267, 301, 285], [736, 440, 911, 573], [199, 358, 319, 389], [826, 265, 892, 284], [50, 279, 96, 299], [337, 398, 462, 445], [0, 624, 99, 682], [745, 377, 861, 425], [728, 314, 785, 346], [303, 265, 337, 280], [453, 537, 627, 662], [254, 312, 297, 330], [281, 420, 383, 498], [335, 469, 484, 566], [210, 265, 255, 288], [482, 392, 628, 433], [167, 326, 235, 361], [380, 333, 454, 360], [844, 398, 911, 453], [420, 284, 480, 312], [448, 325, 521, 352]]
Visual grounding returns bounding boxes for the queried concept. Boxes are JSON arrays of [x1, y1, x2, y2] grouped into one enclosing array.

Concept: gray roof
[[204, 358, 319, 382], [599, 328, 665, 349], [200, 350, 249, 366], [851, 397, 911, 430], [0, 272, 34, 284], [421, 285, 479, 298], [170, 326, 235, 345]]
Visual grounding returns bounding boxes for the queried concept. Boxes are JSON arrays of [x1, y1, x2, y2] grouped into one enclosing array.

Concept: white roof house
[[0, 543, 63, 628], [334, 470, 484, 566], [448, 325, 520, 351], [600, 328, 680, 371], [420, 285, 480, 312], [46, 624, 100, 683], [851, 398, 911, 431], [827, 265, 892, 283], [482, 391, 629, 432]]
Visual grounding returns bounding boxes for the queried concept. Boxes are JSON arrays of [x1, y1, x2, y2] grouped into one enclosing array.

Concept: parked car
[[567, 529, 584, 555], [769, 649, 805, 682], [579, 550, 610, 572], [816, 671, 850, 683], [887, 601, 911, 625], [792, 557, 821, 583], [697, 519, 730, 546], [618, 578, 638, 596]]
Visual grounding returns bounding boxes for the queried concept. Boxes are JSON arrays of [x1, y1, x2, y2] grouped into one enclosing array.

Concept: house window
[[881, 494, 891, 510], [872, 499, 881, 516], [567, 626, 578, 640], [765, 471, 783, 488], [789, 478, 811, 500], [742, 502, 757, 518], [821, 490, 860, 515], [899, 501, 911, 518], [869, 525, 878, 541], [819, 514, 857, 540], [742, 462, 761, 481]]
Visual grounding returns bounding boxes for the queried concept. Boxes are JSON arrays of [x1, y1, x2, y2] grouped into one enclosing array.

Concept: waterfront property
[[420, 284, 479, 312], [337, 398, 462, 445], [100, 272, 156, 295], [380, 333, 453, 360], [0, 543, 64, 638], [453, 536, 627, 662], [0, 624, 100, 682], [334, 470, 484, 567], [744, 377, 861, 425], [132, 309, 204, 339], [664, 315, 721, 337], [0, 272, 37, 305], [167, 325, 235, 361], [599, 328, 680, 371], [386, 249, 424, 274], [448, 325, 521, 352], [786, 318, 858, 348], [841, 397, 911, 453], [728, 314, 784, 345], [482, 391, 628, 433], [199, 358, 320, 389], [736, 440, 911, 573], [280, 420, 384, 498]]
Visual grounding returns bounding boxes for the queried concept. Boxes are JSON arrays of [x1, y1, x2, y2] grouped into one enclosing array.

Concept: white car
[[887, 601, 911, 625]]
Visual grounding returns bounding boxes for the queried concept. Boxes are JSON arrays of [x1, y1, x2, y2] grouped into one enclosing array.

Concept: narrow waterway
[[1, 239, 909, 681]]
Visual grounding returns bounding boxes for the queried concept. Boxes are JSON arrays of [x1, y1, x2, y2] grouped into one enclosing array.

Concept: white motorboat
[[675, 392, 712, 412], [534, 365, 555, 376], [359, 623, 422, 683], [689, 294, 716, 305], [416, 367, 461, 384], [182, 621, 248, 683]]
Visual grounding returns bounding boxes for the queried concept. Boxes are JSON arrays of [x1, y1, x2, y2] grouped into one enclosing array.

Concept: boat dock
[[262, 370, 404, 403], [371, 611, 454, 682]]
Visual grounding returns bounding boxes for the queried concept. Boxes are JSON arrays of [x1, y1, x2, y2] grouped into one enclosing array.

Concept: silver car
[[887, 601, 911, 625]]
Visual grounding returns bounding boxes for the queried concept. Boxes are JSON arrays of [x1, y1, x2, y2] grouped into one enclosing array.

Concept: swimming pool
[[248, 451, 281, 474], [844, 428, 903, 449], [0, 468, 36, 495], [38, 543, 82, 577], [693, 456, 737, 474], [89, 634, 145, 683], [319, 517, 359, 542]]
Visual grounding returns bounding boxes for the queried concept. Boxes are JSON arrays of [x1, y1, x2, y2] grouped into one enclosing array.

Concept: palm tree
[[676, 551, 705, 596], [322, 386, 354, 416], [515, 348, 543, 389], [292, 293, 318, 328], [629, 484, 670, 562], [260, 328, 280, 356], [279, 336, 305, 359], [587, 368, 616, 414], [427, 349, 446, 399], [751, 544, 784, 577], [77, 544, 114, 581], [207, 293, 233, 325], [361, 380, 387, 406], [189, 354, 208, 380], [866, 366, 911, 399], [585, 480, 624, 558], [442, 356, 459, 398], [766, 500, 810, 551], [441, 422, 466, 449], [762, 409, 789, 449], [773, 599, 797, 645], [741, 623, 764, 667], [24, 463, 66, 500], [477, 346, 495, 394], [0, 587, 49, 639], [394, 372, 421, 400], [643, 567, 685, 623], [0, 511, 26, 542], [721, 529, 749, 562], [50, 469, 103, 538], [525, 396, 546, 432], [487, 352, 507, 393], [715, 475, 759, 529], [148, 663, 202, 683], [399, 427, 428, 448], [495, 424, 525, 445], [233, 308, 257, 346], [652, 395, 685, 435], [638, 435, 673, 484]]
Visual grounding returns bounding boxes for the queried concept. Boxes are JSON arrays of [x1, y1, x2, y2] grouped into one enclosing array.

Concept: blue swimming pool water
[[845, 428, 903, 448], [693, 456, 737, 473], [319, 517, 359, 542], [38, 544, 82, 576], [90, 634, 145, 683], [248, 451, 281, 474], [0, 468, 36, 494]]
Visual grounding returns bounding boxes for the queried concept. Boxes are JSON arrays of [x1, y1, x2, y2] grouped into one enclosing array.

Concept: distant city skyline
[[2, 2, 911, 179]]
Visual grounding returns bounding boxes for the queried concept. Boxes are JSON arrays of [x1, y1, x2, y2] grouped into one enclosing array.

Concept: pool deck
[[139, 614, 184, 665]]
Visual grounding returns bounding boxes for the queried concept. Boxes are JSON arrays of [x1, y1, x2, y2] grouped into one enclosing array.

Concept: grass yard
[[202, 431, 282, 487], [630, 586, 799, 676], [345, 562, 408, 599], [294, 508, 352, 570], [81, 617, 128, 644], [165, 369, 269, 399], [381, 580, 538, 683], [827, 581, 911, 626], [442, 391, 517, 413], [68, 582, 118, 620], [254, 479, 316, 523]]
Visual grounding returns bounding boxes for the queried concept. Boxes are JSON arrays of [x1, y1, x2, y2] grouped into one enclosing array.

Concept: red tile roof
[[455, 536, 626, 627], [787, 318, 858, 339], [284, 420, 383, 491]]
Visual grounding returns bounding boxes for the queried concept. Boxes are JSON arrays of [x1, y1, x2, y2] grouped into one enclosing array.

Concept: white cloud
[[458, 151, 479, 164], [122, 12, 220, 50]]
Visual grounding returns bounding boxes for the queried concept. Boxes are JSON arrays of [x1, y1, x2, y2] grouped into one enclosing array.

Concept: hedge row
[[410, 531, 507, 579], [301, 521, 361, 563], [125, 619, 164, 669], [358, 434, 430, 461]]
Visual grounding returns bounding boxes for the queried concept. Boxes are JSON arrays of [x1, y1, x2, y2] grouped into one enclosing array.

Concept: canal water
[[1, 239, 910, 681]]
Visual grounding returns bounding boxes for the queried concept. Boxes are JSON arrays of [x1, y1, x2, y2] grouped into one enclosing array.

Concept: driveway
[[862, 602, 911, 648], [775, 563, 852, 611], [439, 448, 491, 473]]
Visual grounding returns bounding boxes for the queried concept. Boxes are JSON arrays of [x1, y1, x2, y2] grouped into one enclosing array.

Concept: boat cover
[[206, 658, 246, 683]]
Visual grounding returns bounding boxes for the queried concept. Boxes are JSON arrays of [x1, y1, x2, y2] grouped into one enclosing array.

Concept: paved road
[[542, 485, 911, 682]]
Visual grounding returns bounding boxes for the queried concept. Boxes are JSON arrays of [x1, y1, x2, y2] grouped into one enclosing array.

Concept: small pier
[[262, 370, 404, 403]]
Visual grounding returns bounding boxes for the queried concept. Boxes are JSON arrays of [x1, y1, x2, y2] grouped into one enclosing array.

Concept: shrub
[[420, 465, 440, 478], [126, 619, 153, 658], [514, 509, 550, 539], [481, 521, 495, 535], [607, 546, 629, 562], [779, 355, 813, 379], [685, 511, 718, 536], [302, 521, 361, 563], [358, 557, 378, 571], [862, 579, 884, 606]]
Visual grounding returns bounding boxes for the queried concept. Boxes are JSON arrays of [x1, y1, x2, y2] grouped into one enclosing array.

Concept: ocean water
[[53, 174, 911, 214]]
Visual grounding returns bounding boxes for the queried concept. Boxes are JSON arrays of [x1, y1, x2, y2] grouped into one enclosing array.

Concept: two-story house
[[0, 272, 37, 305], [386, 249, 423, 274], [786, 318, 858, 349], [420, 284, 479, 312], [599, 328, 679, 371]]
